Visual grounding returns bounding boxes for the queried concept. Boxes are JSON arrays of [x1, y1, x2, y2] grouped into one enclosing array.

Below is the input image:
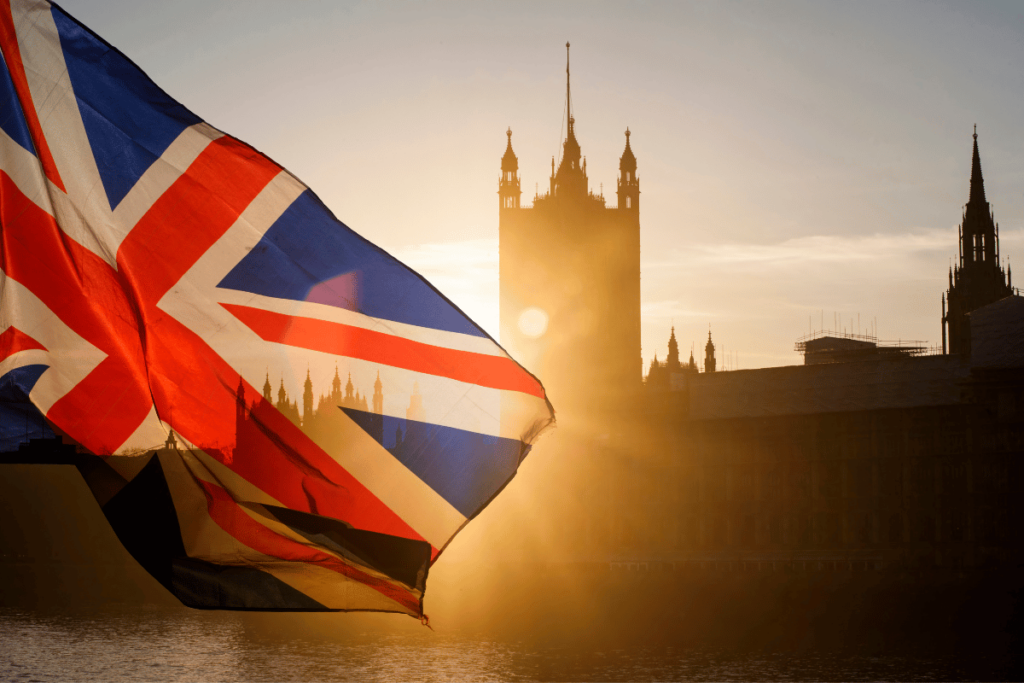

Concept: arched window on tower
[[626, 196, 632, 209]]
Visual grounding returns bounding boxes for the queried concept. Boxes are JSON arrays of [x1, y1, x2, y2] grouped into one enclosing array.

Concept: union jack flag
[[0, 0, 553, 616]]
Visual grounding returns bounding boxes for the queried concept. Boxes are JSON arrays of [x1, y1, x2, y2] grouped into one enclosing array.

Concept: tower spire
[[566, 42, 572, 135], [970, 124, 986, 206], [666, 326, 680, 369], [943, 126, 1012, 356], [302, 367, 313, 426], [562, 41, 578, 153], [552, 42, 584, 197], [704, 327, 717, 373]]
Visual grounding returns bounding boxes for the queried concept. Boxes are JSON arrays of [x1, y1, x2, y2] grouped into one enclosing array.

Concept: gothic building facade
[[645, 327, 720, 390], [646, 327, 700, 389], [943, 129, 1014, 355], [583, 129, 1024, 573], [499, 45, 641, 411], [234, 367, 385, 463]]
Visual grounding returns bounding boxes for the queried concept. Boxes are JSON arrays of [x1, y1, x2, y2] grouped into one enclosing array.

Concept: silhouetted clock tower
[[498, 44, 641, 411]]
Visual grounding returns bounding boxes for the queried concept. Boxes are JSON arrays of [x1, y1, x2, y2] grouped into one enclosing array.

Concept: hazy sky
[[59, 0, 1024, 369]]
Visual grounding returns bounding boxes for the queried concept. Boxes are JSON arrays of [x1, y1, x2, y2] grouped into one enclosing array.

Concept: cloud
[[641, 300, 717, 320], [645, 229, 958, 271], [640, 229, 983, 369]]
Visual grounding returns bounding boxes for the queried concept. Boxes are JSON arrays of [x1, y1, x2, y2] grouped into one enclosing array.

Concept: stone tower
[[943, 128, 1013, 355], [498, 44, 641, 411]]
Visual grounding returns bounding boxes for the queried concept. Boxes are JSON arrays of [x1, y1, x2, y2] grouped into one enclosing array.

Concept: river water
[[0, 603, 1017, 682], [0, 468, 1019, 680]]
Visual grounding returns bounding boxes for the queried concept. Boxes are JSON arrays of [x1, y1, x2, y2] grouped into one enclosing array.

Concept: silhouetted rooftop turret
[[619, 128, 636, 173], [501, 127, 518, 173]]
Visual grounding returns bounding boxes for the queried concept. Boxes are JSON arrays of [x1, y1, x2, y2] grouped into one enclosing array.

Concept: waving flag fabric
[[0, 0, 553, 616]]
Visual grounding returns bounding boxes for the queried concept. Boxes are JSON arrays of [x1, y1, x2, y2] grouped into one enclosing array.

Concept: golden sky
[[62, 0, 1024, 370]]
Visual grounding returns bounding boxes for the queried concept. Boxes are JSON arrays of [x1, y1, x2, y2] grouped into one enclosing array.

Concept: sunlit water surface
[[0, 605, 1014, 682]]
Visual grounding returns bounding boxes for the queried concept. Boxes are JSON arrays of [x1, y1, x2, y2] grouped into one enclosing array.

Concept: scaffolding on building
[[794, 329, 932, 365]]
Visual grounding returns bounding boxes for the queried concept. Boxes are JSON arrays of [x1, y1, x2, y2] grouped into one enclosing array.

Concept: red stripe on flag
[[0, 172, 152, 454], [222, 304, 546, 399], [0, 1, 66, 191], [0, 326, 45, 363], [199, 479, 422, 614], [117, 136, 281, 306]]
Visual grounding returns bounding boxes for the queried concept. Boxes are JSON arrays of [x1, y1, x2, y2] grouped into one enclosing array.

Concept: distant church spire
[[958, 127, 998, 269], [970, 124, 986, 206], [943, 126, 1013, 356]]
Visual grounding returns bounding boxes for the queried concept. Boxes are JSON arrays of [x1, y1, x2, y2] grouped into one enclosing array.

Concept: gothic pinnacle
[[970, 125, 987, 206]]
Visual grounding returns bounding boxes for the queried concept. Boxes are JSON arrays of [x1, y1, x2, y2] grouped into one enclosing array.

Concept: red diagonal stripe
[[0, 172, 151, 454], [0, 1, 66, 191], [0, 326, 45, 363], [200, 479, 421, 615], [117, 136, 281, 307], [222, 304, 546, 399]]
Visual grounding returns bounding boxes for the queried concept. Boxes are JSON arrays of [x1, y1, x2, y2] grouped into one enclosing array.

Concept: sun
[[518, 307, 549, 338]]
